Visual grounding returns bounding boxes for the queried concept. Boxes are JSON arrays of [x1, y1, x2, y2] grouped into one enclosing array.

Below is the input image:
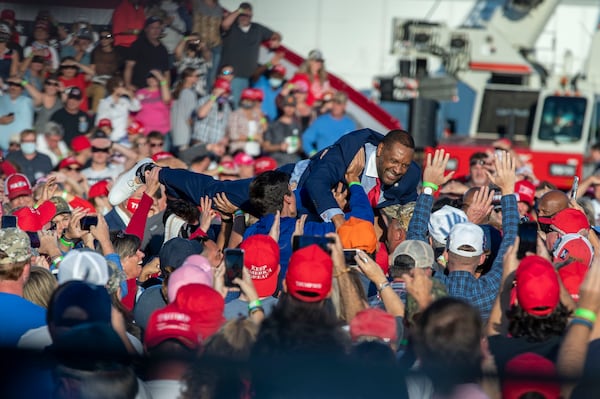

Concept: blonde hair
[[23, 266, 58, 308]]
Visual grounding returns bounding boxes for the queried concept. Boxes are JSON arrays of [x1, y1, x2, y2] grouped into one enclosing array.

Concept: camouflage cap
[[49, 196, 71, 216], [0, 228, 32, 264], [405, 278, 448, 326], [381, 201, 416, 230]]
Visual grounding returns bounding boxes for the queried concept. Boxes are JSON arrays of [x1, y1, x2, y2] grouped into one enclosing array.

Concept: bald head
[[538, 190, 569, 217]]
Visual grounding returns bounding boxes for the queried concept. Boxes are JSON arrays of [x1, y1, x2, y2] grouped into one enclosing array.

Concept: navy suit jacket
[[297, 128, 420, 216], [104, 209, 127, 232]]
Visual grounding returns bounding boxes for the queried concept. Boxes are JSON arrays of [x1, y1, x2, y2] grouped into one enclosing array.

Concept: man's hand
[[89, 212, 110, 245], [345, 147, 365, 183], [144, 167, 160, 197], [39, 176, 59, 203], [65, 207, 88, 240], [487, 151, 516, 195], [502, 238, 520, 276], [578, 253, 600, 313], [269, 210, 281, 243], [325, 232, 346, 273], [422, 149, 455, 187], [332, 182, 348, 210], [402, 268, 433, 311], [213, 192, 238, 215], [199, 196, 216, 233], [465, 186, 494, 224], [355, 249, 387, 284], [233, 267, 259, 302]]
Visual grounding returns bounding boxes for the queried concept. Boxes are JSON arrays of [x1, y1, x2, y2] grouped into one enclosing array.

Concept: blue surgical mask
[[21, 142, 36, 155], [269, 78, 283, 87]]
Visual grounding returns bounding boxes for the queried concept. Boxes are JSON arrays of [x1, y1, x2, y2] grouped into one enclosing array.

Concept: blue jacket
[[298, 128, 420, 219]]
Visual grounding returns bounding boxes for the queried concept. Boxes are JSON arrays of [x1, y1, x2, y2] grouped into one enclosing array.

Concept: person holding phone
[[223, 235, 281, 320], [0, 75, 34, 151]]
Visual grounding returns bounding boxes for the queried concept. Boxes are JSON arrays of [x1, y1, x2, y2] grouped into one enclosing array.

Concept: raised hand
[[465, 186, 494, 224], [487, 151, 516, 195], [422, 149, 455, 188]]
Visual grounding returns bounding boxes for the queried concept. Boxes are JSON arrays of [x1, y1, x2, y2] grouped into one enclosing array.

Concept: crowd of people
[[2, 1, 600, 399]]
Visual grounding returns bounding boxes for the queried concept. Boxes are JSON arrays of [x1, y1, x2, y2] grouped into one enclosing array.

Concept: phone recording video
[[517, 222, 538, 260], [80, 215, 98, 231], [26, 231, 40, 249], [224, 248, 244, 287], [292, 235, 335, 253], [343, 249, 359, 266], [570, 176, 579, 200], [1, 215, 17, 228]]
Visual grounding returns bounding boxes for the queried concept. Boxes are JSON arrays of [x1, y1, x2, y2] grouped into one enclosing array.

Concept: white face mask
[[21, 142, 36, 155], [269, 78, 283, 87], [240, 25, 251, 33]]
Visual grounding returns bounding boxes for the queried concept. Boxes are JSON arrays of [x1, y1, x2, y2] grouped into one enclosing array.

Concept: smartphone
[[292, 235, 335, 253], [224, 248, 244, 287], [6, 112, 14, 117], [27, 231, 40, 249], [570, 176, 579, 200], [343, 249, 359, 266], [517, 222, 538, 259], [80, 215, 98, 231], [1, 215, 17, 228]]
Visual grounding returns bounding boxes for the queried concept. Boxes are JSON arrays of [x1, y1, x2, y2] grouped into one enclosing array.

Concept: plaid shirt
[[192, 95, 232, 144], [407, 192, 518, 322]]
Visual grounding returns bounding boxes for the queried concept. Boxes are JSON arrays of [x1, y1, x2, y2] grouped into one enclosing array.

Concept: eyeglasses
[[7, 82, 21, 87], [91, 147, 110, 153], [221, 69, 233, 76], [60, 65, 78, 69], [68, 166, 82, 172], [100, 34, 113, 39], [150, 142, 164, 148], [45, 81, 59, 87]]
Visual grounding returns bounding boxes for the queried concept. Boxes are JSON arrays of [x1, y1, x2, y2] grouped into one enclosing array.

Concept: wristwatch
[[423, 186, 434, 196]]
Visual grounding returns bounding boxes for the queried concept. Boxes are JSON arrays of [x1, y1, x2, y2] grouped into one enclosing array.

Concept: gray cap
[[58, 249, 109, 286], [0, 228, 31, 264], [391, 240, 434, 269]]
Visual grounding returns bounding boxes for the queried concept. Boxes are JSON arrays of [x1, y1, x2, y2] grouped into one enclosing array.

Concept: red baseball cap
[[145, 305, 202, 350], [213, 78, 231, 95], [1, 9, 15, 22], [88, 180, 110, 199], [240, 88, 254, 101], [71, 135, 92, 152], [58, 157, 82, 170], [97, 118, 112, 129], [538, 208, 590, 235], [552, 233, 593, 266], [271, 64, 286, 77], [515, 180, 535, 208], [254, 156, 277, 174], [286, 244, 332, 302], [5, 173, 32, 200], [515, 255, 560, 317], [350, 308, 397, 344], [152, 151, 175, 162], [251, 88, 264, 101], [172, 284, 225, 341], [502, 352, 560, 399], [240, 235, 280, 297], [13, 200, 57, 232], [127, 120, 145, 135], [558, 261, 588, 302], [233, 152, 254, 166]]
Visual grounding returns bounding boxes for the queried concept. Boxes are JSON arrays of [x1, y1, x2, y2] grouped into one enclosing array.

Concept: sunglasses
[[150, 142, 164, 148], [221, 70, 233, 76], [100, 34, 113, 39], [68, 166, 82, 172], [91, 147, 110, 153], [470, 159, 491, 167], [45, 81, 59, 87], [7, 81, 21, 87], [60, 65, 78, 69]]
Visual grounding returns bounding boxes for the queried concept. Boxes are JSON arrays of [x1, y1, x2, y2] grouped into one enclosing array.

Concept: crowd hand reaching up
[[269, 210, 281, 243], [466, 186, 494, 224], [291, 214, 307, 248], [39, 176, 59, 204], [149, 69, 165, 82], [332, 182, 348, 210], [89, 212, 110, 246], [213, 260, 229, 298], [213, 192, 238, 217], [423, 149, 455, 188], [144, 167, 161, 197], [354, 249, 387, 284], [487, 151, 516, 195], [138, 257, 160, 283], [38, 230, 61, 259], [199, 196, 217, 233]]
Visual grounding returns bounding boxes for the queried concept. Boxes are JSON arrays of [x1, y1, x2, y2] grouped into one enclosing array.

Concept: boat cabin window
[[538, 96, 587, 143]]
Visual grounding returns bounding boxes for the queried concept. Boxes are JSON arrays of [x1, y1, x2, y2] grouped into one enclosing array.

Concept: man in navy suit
[[109, 129, 420, 228]]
